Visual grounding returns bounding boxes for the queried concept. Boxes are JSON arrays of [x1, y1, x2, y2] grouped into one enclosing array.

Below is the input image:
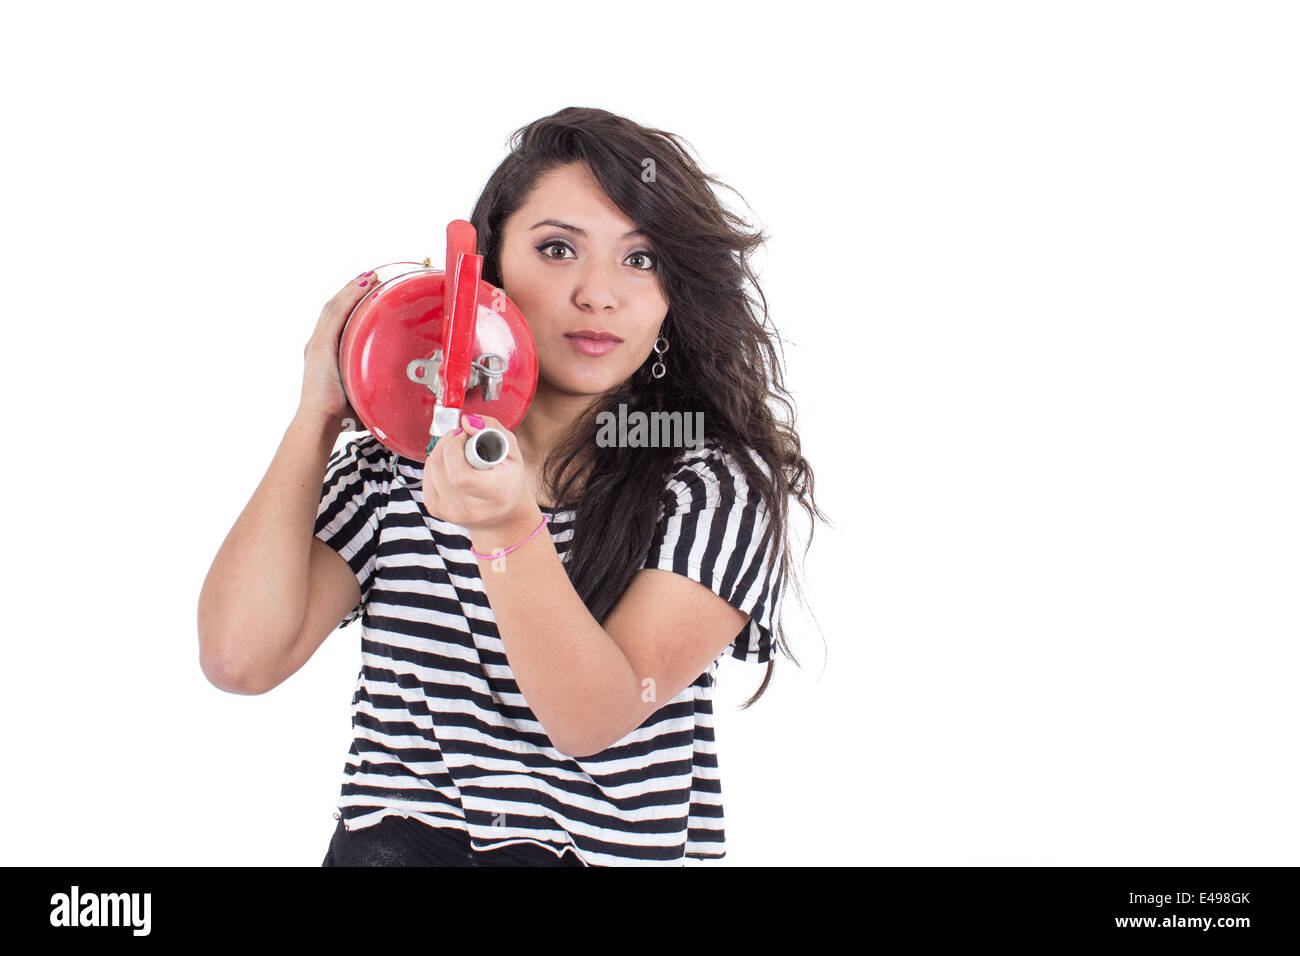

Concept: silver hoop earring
[[651, 335, 669, 379]]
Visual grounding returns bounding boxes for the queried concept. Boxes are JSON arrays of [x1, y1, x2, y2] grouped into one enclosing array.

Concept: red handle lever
[[439, 219, 482, 412]]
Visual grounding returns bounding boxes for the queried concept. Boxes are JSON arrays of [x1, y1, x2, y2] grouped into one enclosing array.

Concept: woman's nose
[[571, 256, 622, 310]]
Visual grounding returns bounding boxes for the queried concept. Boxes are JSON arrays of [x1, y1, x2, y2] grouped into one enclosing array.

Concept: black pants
[[321, 814, 586, 867]]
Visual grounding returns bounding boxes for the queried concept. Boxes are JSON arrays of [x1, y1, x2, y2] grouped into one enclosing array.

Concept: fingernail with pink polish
[[464, 414, 484, 429], [358, 280, 368, 287]]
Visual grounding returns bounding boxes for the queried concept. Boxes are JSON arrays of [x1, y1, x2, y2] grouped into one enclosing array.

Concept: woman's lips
[[564, 335, 622, 356]]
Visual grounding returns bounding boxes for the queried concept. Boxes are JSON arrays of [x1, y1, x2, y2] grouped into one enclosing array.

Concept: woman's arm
[[199, 271, 376, 693], [470, 504, 748, 758], [197, 409, 347, 692], [426, 415, 752, 757]]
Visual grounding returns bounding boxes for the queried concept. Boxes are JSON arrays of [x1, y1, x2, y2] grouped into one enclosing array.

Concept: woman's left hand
[[422, 413, 533, 535]]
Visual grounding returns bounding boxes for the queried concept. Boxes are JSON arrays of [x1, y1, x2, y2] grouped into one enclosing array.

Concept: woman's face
[[498, 161, 669, 399]]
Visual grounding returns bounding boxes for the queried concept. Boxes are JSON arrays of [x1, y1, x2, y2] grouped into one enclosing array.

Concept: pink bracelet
[[470, 514, 550, 560]]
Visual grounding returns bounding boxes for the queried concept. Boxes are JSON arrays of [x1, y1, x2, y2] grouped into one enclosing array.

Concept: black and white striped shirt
[[313, 432, 785, 866]]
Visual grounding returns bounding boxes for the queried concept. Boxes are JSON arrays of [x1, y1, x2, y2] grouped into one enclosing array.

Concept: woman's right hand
[[298, 270, 376, 430]]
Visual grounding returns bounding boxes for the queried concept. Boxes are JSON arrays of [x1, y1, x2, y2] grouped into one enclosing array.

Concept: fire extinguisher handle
[[361, 261, 436, 278], [343, 261, 436, 324]]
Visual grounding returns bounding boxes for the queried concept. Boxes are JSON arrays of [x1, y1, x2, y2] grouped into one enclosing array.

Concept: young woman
[[198, 106, 824, 867]]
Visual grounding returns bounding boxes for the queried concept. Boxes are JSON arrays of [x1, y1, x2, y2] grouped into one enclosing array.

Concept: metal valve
[[470, 353, 507, 401], [406, 351, 508, 402]]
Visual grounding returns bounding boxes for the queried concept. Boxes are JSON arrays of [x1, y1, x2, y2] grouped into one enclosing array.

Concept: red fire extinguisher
[[338, 220, 538, 465]]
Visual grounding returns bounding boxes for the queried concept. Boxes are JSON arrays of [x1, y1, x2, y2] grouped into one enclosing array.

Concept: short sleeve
[[640, 445, 786, 664], [314, 433, 390, 629]]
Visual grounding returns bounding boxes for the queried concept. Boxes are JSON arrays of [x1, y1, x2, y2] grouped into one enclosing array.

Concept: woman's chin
[[542, 366, 627, 398]]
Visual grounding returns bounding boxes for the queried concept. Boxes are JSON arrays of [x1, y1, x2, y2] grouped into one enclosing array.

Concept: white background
[[1, 1, 1295, 866]]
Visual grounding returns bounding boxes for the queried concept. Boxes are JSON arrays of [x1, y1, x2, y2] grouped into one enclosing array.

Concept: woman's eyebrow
[[529, 219, 646, 240]]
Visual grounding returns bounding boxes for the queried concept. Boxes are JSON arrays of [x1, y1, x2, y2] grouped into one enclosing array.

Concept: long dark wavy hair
[[469, 107, 827, 708]]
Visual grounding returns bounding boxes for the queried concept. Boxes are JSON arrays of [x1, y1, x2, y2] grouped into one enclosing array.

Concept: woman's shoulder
[[330, 430, 397, 479], [336, 429, 389, 456], [666, 438, 769, 482], [660, 439, 773, 510]]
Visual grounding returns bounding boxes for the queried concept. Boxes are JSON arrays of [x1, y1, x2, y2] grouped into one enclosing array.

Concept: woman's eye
[[626, 251, 657, 271], [537, 241, 576, 260]]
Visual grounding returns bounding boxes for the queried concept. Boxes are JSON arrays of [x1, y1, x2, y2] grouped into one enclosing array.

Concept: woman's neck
[[513, 381, 600, 500]]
